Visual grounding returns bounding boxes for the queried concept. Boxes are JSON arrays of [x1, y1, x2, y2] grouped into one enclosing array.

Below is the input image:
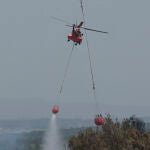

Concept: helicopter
[[51, 16, 108, 45], [66, 21, 108, 45], [67, 21, 83, 45]]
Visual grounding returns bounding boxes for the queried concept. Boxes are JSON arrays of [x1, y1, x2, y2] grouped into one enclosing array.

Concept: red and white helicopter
[[51, 16, 108, 45], [66, 21, 108, 45]]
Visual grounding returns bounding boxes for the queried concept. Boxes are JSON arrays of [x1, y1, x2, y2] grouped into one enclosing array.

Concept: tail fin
[[77, 21, 83, 28]]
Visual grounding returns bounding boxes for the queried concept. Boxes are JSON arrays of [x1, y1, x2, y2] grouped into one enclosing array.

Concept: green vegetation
[[69, 115, 150, 150], [16, 115, 150, 150]]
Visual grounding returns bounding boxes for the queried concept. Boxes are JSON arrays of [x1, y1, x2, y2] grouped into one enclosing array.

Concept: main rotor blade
[[81, 27, 108, 34], [66, 24, 108, 34], [50, 16, 71, 25], [66, 24, 73, 27]]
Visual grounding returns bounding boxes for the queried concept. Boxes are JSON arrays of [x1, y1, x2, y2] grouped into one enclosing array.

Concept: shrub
[[68, 115, 150, 150]]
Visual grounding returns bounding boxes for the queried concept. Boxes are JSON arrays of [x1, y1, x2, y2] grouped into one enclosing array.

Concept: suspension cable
[[80, 0, 98, 111], [59, 43, 75, 95]]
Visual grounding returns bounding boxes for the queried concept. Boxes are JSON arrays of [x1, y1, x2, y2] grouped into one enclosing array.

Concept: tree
[[129, 115, 145, 133], [68, 115, 150, 150]]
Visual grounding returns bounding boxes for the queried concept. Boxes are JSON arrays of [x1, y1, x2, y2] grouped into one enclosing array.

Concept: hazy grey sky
[[0, 0, 150, 119]]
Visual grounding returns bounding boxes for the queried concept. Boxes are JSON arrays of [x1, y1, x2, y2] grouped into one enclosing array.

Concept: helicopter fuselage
[[67, 32, 82, 45]]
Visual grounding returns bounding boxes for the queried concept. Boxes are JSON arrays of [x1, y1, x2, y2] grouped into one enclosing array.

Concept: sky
[[0, 0, 150, 119]]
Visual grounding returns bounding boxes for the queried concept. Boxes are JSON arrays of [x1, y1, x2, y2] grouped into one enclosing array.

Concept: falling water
[[43, 114, 63, 150]]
